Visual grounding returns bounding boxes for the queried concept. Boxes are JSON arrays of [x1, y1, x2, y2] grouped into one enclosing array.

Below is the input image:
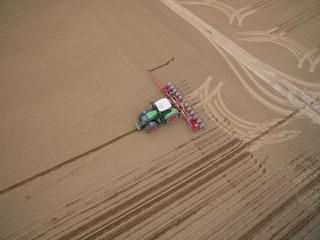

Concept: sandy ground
[[1, 0, 320, 239]]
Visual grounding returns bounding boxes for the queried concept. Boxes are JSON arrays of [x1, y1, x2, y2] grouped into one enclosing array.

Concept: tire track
[[223, 153, 320, 239], [239, 176, 320, 240], [20, 103, 308, 240], [142, 155, 261, 240], [216, 151, 319, 239], [83, 108, 300, 239], [58, 138, 241, 239], [176, 159, 265, 240], [14, 127, 220, 240], [195, 110, 313, 239], [161, 0, 320, 124], [239, 28, 320, 72], [243, 0, 320, 51], [237, 173, 320, 240], [85, 152, 251, 240], [300, 213, 320, 240], [187, 76, 301, 151], [0, 129, 137, 195], [17, 104, 305, 240], [180, 1, 256, 26], [196, 141, 320, 239], [58, 101, 302, 239], [125, 153, 257, 239], [270, 201, 320, 239], [22, 127, 222, 240]]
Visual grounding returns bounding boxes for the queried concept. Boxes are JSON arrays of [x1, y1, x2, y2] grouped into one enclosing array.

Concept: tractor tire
[[165, 109, 180, 123], [138, 110, 149, 121], [145, 121, 158, 133]]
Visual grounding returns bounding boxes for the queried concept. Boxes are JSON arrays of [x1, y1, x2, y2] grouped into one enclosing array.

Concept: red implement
[[149, 72, 204, 132]]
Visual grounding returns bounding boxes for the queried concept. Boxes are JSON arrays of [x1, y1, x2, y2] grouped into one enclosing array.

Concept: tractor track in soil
[[33, 132, 230, 239], [0, 129, 137, 196], [2, 1, 320, 239], [58, 138, 242, 239], [199, 143, 320, 239], [78, 153, 252, 240], [280, 204, 320, 240], [127, 152, 259, 239], [4, 97, 309, 240], [12, 127, 224, 240], [238, 173, 320, 240], [141, 155, 260, 240], [53, 107, 302, 239], [166, 159, 266, 240], [109, 155, 256, 240], [9, 127, 217, 239], [270, 201, 320, 240]]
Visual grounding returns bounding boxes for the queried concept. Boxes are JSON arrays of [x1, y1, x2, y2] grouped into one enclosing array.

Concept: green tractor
[[135, 98, 180, 133]]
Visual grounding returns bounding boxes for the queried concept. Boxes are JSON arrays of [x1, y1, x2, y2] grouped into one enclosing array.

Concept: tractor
[[135, 98, 180, 133], [134, 72, 204, 133]]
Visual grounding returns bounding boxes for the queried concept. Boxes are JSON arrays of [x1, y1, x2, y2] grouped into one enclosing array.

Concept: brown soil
[[1, 0, 319, 239]]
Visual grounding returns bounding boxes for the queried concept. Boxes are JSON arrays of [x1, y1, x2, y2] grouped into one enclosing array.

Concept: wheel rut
[[50, 102, 304, 239], [59, 136, 241, 239], [0, 129, 137, 195]]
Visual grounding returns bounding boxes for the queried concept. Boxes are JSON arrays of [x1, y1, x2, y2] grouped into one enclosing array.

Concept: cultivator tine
[[149, 71, 204, 132]]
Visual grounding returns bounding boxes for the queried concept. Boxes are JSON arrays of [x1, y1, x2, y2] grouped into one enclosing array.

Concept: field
[[1, 0, 320, 239]]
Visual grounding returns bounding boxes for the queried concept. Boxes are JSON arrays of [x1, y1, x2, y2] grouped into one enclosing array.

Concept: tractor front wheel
[[145, 121, 158, 133], [138, 110, 149, 121]]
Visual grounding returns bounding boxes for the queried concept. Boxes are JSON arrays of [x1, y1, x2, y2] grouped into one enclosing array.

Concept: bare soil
[[1, 0, 319, 239]]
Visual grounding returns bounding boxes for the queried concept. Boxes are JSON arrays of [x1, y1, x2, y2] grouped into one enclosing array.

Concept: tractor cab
[[154, 98, 172, 112]]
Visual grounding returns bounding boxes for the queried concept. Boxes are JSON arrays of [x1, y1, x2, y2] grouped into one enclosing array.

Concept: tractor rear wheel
[[165, 109, 180, 123], [138, 110, 149, 121], [166, 114, 179, 123], [145, 121, 158, 133]]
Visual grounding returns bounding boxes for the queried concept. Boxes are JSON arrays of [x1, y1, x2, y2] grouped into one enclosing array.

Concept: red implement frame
[[149, 72, 204, 132]]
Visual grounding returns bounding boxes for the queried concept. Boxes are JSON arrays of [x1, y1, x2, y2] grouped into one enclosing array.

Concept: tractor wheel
[[165, 110, 180, 123], [138, 110, 149, 121], [145, 121, 158, 133]]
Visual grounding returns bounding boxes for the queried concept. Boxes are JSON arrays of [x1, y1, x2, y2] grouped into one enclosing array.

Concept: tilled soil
[[1, 0, 319, 239]]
